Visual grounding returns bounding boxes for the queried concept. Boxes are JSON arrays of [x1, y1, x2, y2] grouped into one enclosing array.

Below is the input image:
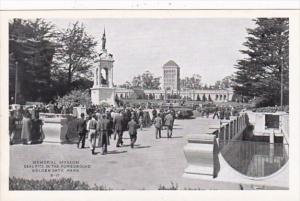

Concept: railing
[[220, 140, 289, 178]]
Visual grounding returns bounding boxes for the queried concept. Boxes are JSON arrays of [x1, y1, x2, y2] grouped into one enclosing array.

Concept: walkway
[[9, 117, 241, 190]]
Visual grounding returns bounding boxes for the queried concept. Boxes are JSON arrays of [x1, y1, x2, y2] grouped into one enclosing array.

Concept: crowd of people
[[9, 108, 43, 145], [75, 106, 176, 155], [9, 103, 177, 156], [198, 105, 241, 120], [9, 100, 242, 155]]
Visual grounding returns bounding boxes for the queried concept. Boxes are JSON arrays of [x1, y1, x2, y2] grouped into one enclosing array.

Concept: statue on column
[[102, 28, 106, 50]]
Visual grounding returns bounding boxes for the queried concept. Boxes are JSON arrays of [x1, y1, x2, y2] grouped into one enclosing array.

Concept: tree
[[196, 94, 201, 101], [118, 81, 132, 89], [202, 94, 207, 102], [56, 89, 91, 107], [54, 21, 97, 89], [121, 71, 161, 90], [213, 75, 235, 89], [233, 18, 289, 106], [180, 74, 202, 89], [9, 19, 56, 103]]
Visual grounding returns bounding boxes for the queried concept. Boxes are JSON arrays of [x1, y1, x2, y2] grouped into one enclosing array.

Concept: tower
[[163, 60, 180, 96], [91, 29, 116, 106]]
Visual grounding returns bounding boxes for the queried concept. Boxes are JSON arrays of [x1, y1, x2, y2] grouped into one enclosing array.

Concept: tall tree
[[54, 22, 97, 89], [9, 19, 56, 103], [233, 18, 289, 106]]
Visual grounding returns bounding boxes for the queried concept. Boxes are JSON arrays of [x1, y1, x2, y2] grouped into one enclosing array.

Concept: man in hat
[[153, 113, 162, 139], [114, 110, 124, 147], [88, 114, 98, 155], [164, 110, 174, 138], [76, 113, 87, 149], [128, 118, 138, 148], [97, 113, 111, 155]]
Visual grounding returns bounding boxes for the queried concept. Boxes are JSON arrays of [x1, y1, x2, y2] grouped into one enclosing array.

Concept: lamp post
[[280, 56, 284, 109], [14, 61, 18, 104]]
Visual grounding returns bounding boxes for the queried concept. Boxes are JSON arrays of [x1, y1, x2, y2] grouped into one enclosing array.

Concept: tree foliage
[[120, 71, 161, 90], [214, 75, 235, 89], [233, 18, 289, 106], [53, 21, 97, 88], [9, 19, 56, 103], [55, 89, 92, 107], [180, 74, 202, 89], [9, 19, 97, 104]]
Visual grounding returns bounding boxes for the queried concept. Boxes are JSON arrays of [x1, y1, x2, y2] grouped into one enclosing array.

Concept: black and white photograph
[[1, 9, 298, 197]]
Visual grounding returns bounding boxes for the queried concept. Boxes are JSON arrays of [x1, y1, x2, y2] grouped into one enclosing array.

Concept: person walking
[[220, 107, 225, 120], [97, 114, 111, 155], [164, 111, 174, 138], [225, 108, 231, 120], [76, 113, 87, 149], [9, 111, 16, 145], [114, 110, 124, 147], [31, 111, 43, 144], [152, 108, 157, 122], [21, 110, 32, 144], [213, 107, 219, 119], [128, 118, 138, 148], [138, 115, 143, 131], [153, 113, 162, 139], [88, 114, 98, 155]]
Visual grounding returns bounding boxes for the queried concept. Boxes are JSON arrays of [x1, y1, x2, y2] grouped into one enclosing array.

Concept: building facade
[[115, 59, 234, 102], [163, 60, 180, 94], [115, 88, 234, 102]]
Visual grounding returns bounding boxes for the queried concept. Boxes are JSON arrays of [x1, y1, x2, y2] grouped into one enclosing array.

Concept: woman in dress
[[21, 110, 32, 144], [31, 111, 43, 143]]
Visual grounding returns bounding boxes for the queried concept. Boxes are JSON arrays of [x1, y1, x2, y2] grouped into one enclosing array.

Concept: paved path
[[10, 117, 241, 190]]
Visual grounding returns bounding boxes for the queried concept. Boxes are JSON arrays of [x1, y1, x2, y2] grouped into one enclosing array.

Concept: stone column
[[183, 134, 217, 177], [108, 68, 113, 88]]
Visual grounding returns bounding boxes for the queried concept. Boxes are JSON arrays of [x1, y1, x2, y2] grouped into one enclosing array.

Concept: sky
[[49, 18, 256, 85]]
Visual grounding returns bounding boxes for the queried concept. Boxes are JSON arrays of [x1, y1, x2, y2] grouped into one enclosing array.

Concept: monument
[[91, 29, 116, 106]]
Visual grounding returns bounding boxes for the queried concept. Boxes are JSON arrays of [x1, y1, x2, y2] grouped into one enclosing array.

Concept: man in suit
[[153, 113, 162, 139], [114, 110, 124, 147], [88, 114, 98, 155], [128, 118, 138, 148], [76, 113, 87, 149], [97, 113, 111, 155], [164, 111, 174, 138]]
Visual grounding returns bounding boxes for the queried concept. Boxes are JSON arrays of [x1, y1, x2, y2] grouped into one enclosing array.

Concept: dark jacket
[[77, 118, 87, 134], [97, 118, 110, 146], [128, 120, 138, 135], [164, 114, 174, 127], [153, 116, 162, 128], [114, 114, 124, 131], [97, 118, 111, 131]]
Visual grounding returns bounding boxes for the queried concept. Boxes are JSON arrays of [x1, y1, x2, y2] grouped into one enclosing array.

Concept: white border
[[0, 0, 300, 10], [0, 9, 299, 201]]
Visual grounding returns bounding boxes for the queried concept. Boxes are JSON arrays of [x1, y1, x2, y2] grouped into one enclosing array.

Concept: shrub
[[158, 182, 178, 190], [56, 89, 91, 108], [9, 177, 111, 190]]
